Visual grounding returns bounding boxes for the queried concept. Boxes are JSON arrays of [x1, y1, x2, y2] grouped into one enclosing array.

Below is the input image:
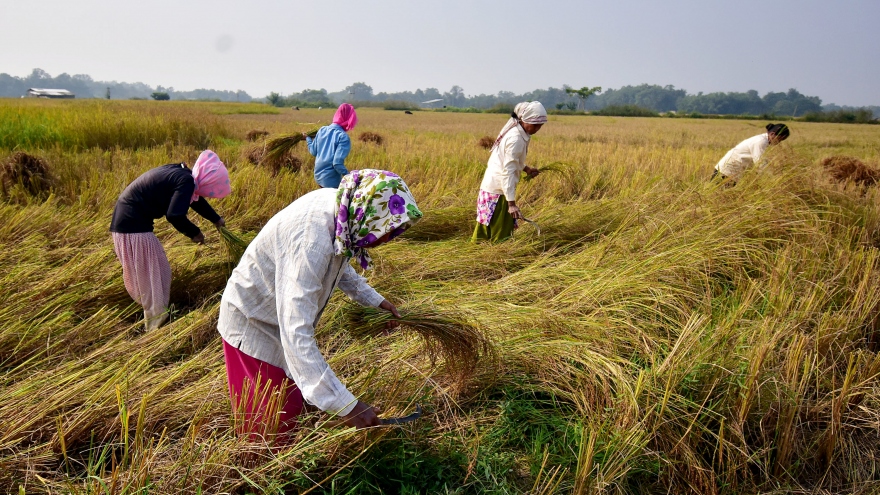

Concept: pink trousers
[[223, 339, 304, 442]]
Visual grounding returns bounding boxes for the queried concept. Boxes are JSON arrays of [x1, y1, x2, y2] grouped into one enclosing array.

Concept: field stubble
[[1, 102, 880, 493]]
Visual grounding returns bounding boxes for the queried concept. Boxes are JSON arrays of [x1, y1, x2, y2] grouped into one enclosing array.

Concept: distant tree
[[29, 68, 51, 81], [565, 102, 577, 111], [266, 92, 282, 106], [595, 84, 686, 112], [151, 92, 170, 101], [555, 103, 565, 110], [298, 89, 330, 103], [345, 82, 374, 100], [444, 85, 466, 107], [565, 86, 602, 111]]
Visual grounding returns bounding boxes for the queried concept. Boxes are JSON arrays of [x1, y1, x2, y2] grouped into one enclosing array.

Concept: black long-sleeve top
[[110, 163, 221, 238]]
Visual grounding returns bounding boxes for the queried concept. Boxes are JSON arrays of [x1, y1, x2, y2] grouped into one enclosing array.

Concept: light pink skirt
[[111, 232, 171, 330]]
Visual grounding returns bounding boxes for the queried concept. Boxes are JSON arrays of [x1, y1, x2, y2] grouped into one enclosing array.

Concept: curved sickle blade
[[381, 404, 422, 425], [520, 217, 542, 236]]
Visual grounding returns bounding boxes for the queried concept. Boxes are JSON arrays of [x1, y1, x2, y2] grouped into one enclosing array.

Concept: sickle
[[381, 404, 422, 425], [519, 216, 542, 236]]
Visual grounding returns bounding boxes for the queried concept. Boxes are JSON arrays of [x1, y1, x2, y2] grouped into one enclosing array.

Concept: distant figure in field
[[472, 101, 547, 242], [218, 169, 422, 438], [110, 151, 231, 331], [293, 106, 299, 111], [305, 103, 358, 188], [404, 110, 413, 115], [712, 123, 791, 182]]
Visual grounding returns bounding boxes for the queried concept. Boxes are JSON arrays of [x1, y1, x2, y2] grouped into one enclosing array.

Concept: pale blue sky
[[2, 0, 878, 105]]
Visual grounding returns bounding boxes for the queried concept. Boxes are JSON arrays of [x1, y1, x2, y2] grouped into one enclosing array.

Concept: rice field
[[2, 99, 880, 494]]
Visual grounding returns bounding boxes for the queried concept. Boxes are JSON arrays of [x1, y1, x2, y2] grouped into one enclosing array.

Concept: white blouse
[[715, 133, 770, 179], [218, 189, 385, 416], [479, 124, 531, 202]]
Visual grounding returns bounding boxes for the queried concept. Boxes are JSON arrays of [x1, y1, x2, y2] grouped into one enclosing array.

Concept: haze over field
[[1, 0, 878, 107]]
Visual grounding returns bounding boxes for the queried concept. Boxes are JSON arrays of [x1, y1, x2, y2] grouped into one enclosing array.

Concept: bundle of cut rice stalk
[[346, 306, 494, 380], [216, 225, 249, 272], [262, 127, 319, 172], [524, 162, 566, 180]]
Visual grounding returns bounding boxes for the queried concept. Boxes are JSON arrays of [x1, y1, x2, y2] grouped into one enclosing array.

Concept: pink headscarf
[[332, 103, 359, 132], [191, 150, 231, 203]]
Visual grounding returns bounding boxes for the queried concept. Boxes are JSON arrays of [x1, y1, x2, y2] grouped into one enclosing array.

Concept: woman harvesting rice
[[712, 123, 791, 182], [110, 150, 230, 331], [472, 101, 547, 242], [306, 103, 359, 188], [218, 169, 422, 436]]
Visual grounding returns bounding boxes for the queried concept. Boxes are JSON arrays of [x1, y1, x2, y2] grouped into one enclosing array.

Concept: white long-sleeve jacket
[[715, 133, 770, 179], [218, 188, 385, 416], [479, 124, 531, 202]]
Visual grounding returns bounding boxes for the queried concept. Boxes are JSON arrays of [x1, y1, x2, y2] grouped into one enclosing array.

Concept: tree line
[[0, 69, 252, 102], [270, 82, 877, 119], [2, 69, 877, 120]]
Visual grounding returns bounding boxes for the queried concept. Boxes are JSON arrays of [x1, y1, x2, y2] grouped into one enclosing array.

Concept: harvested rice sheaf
[[243, 144, 265, 165], [822, 155, 880, 186], [261, 128, 318, 175], [346, 306, 493, 380], [245, 129, 270, 142], [477, 136, 494, 149], [1, 151, 54, 197], [359, 132, 385, 145], [524, 162, 566, 181]]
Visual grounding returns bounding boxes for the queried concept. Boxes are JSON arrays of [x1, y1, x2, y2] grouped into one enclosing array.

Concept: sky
[[1, 0, 878, 106]]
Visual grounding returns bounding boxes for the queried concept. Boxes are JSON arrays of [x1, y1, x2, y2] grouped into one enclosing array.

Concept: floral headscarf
[[332, 103, 359, 132], [191, 150, 231, 203], [334, 169, 422, 269]]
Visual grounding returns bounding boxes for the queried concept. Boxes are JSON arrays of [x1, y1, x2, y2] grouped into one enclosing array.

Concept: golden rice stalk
[[263, 128, 319, 168], [524, 162, 566, 181], [536, 164, 565, 173], [345, 306, 494, 380], [216, 225, 249, 268]]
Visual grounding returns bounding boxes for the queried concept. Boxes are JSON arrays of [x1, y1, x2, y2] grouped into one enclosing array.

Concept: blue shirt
[[306, 123, 351, 188]]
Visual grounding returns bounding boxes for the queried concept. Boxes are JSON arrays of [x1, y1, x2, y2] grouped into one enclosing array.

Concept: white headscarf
[[491, 101, 548, 151]]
